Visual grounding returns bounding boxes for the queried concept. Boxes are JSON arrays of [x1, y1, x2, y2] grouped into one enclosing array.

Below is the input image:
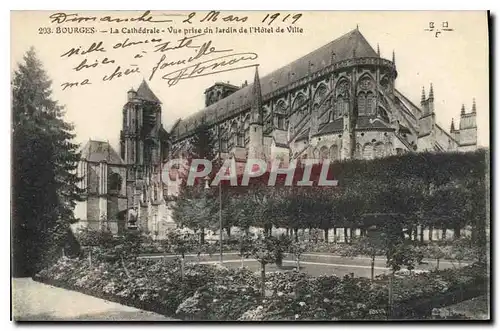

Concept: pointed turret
[[377, 43, 380, 57], [421, 86, 426, 105], [127, 87, 137, 101], [472, 98, 476, 113], [250, 66, 263, 124], [461, 103, 466, 115], [136, 79, 161, 104], [428, 83, 434, 113], [450, 118, 455, 132], [248, 66, 265, 160]]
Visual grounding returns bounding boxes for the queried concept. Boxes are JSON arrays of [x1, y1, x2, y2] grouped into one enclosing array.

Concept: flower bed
[[34, 257, 488, 321]]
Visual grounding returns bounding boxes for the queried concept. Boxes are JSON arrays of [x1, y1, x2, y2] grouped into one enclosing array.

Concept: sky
[[11, 11, 489, 151]]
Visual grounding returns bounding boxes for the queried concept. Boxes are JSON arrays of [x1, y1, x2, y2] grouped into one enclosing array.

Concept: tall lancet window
[[357, 92, 367, 115], [335, 80, 350, 119], [366, 92, 375, 115]]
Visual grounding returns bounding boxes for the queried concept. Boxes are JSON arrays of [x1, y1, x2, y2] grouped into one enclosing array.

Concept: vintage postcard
[[11, 11, 490, 321]]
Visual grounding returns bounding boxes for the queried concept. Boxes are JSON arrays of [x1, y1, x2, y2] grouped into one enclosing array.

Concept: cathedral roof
[[136, 79, 162, 104], [317, 118, 344, 136], [174, 29, 378, 139], [81, 140, 125, 165]]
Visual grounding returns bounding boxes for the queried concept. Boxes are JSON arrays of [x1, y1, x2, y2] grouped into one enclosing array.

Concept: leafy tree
[[190, 122, 216, 161], [342, 234, 385, 281], [164, 229, 197, 281], [250, 235, 280, 298], [288, 240, 308, 270], [12, 48, 84, 275], [424, 241, 448, 271]]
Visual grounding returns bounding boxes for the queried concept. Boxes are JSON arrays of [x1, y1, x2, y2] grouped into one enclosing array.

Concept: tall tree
[[171, 121, 218, 244], [12, 48, 83, 275]]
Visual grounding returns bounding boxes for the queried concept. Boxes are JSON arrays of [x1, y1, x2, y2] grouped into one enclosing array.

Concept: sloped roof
[[175, 29, 378, 139], [136, 80, 162, 104], [317, 118, 344, 135], [81, 140, 124, 165]]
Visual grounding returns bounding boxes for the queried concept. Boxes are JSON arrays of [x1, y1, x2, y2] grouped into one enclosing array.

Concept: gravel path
[[12, 278, 178, 321]]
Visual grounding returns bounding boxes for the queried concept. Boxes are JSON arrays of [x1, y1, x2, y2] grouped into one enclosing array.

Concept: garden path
[[12, 278, 178, 321]]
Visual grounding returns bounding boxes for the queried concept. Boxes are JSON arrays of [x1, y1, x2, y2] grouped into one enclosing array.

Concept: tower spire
[[472, 98, 476, 113], [251, 66, 263, 124], [429, 83, 434, 101], [451, 118, 455, 132], [461, 103, 465, 115], [377, 43, 380, 57], [392, 50, 396, 64], [421, 86, 426, 105]]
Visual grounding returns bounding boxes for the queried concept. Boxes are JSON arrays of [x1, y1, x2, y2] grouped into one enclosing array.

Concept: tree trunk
[[260, 262, 266, 298], [428, 226, 433, 242], [370, 256, 375, 281], [226, 227, 231, 238], [294, 228, 298, 242], [419, 226, 424, 243], [436, 258, 440, 271], [388, 270, 395, 319], [296, 255, 300, 270], [442, 226, 447, 240], [454, 226, 461, 239], [121, 255, 131, 279], [286, 228, 290, 237], [200, 228, 205, 245], [413, 226, 418, 241], [344, 228, 349, 244], [350, 227, 356, 241], [324, 228, 329, 242], [333, 228, 337, 243], [180, 256, 185, 281]]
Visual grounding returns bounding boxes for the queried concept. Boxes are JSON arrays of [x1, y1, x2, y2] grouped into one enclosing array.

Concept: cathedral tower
[[120, 80, 163, 231]]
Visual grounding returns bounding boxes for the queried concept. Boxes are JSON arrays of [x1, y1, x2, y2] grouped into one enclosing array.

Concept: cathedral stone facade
[[169, 29, 477, 166], [74, 81, 172, 237], [74, 28, 478, 238]]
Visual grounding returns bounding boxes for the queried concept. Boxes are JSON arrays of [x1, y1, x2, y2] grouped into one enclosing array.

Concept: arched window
[[355, 143, 362, 159], [108, 172, 122, 193], [385, 142, 393, 156], [313, 148, 319, 159], [293, 93, 307, 117], [366, 92, 375, 115], [357, 92, 366, 115], [320, 146, 329, 160], [363, 143, 374, 160], [221, 130, 228, 152], [275, 100, 287, 115], [313, 84, 328, 107], [230, 122, 238, 148], [374, 143, 385, 158], [380, 76, 390, 90], [335, 80, 350, 119], [329, 145, 339, 160], [277, 115, 285, 130]]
